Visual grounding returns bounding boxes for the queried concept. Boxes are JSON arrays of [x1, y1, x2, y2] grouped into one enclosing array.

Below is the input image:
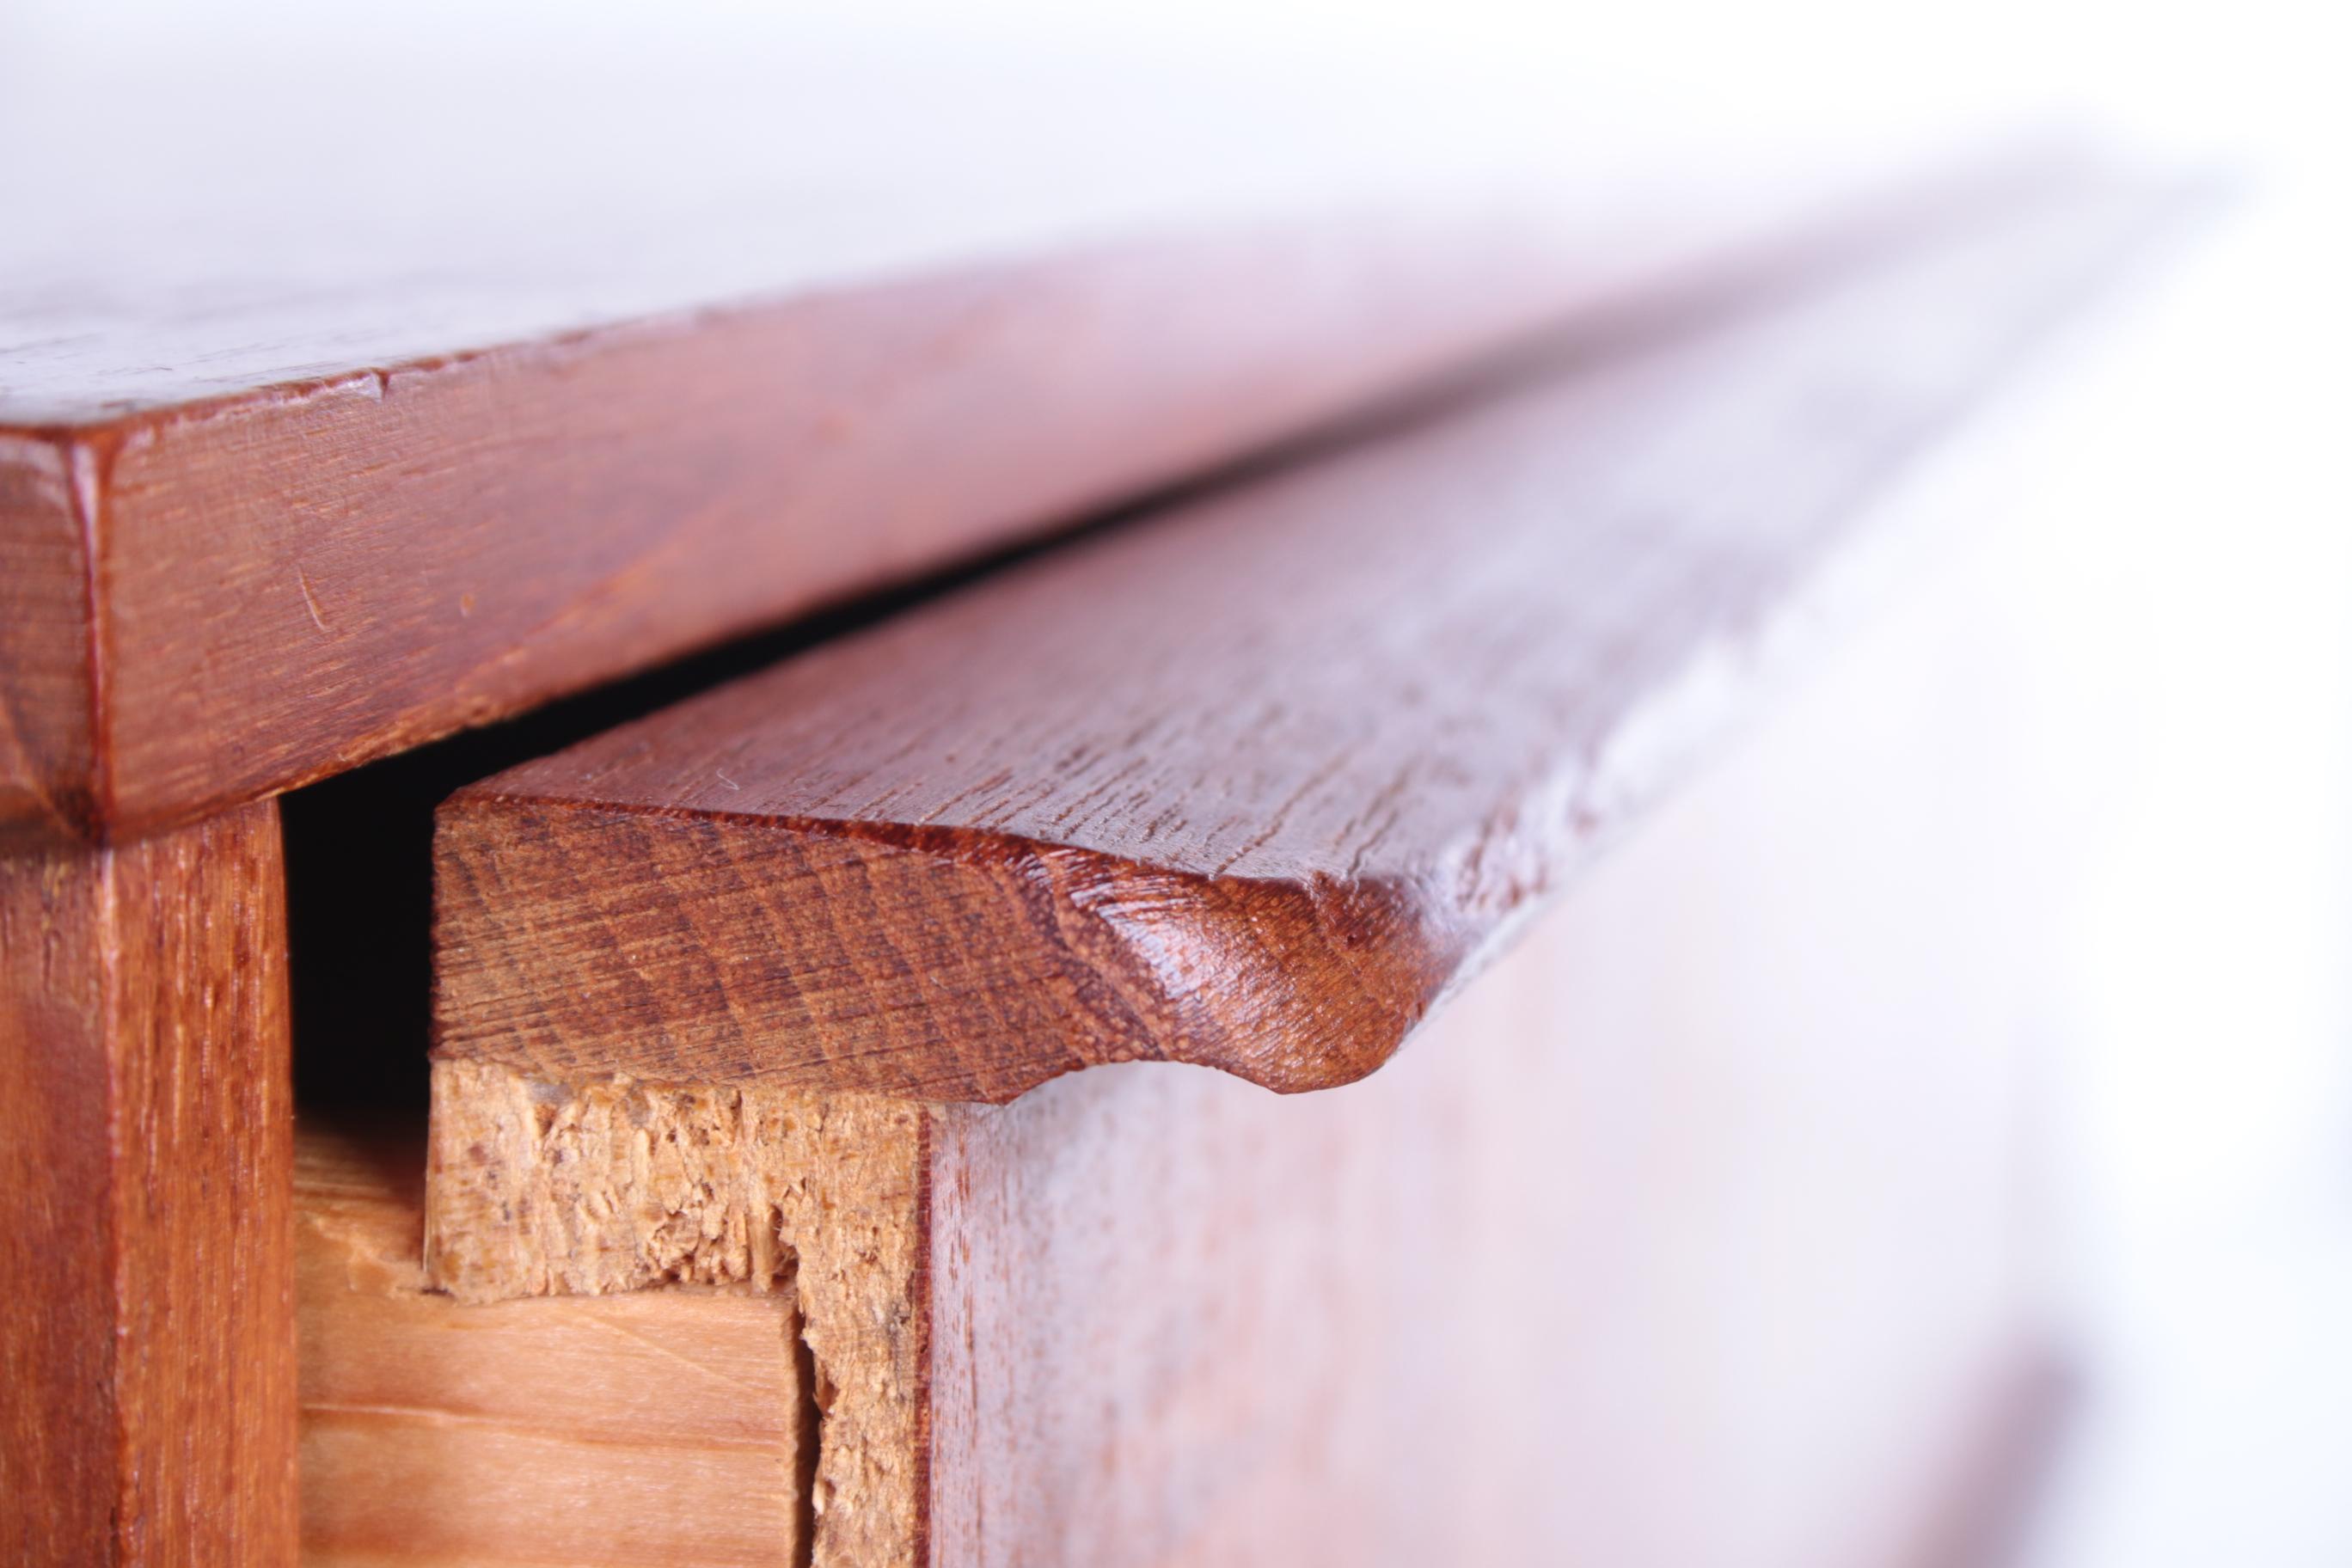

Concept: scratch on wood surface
[[296, 567, 331, 634]]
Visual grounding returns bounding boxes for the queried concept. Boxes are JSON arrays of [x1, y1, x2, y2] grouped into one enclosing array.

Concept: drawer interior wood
[[297, 1119, 817, 1567]]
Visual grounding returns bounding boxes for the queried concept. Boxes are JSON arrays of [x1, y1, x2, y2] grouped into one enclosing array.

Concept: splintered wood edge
[[426, 1060, 928, 1568]]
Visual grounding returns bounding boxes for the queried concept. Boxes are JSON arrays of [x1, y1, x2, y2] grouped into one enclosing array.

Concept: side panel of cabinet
[[927, 511, 2069, 1567]]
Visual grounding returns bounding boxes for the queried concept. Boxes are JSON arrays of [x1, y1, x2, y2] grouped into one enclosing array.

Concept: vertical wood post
[[1, 801, 297, 1564]]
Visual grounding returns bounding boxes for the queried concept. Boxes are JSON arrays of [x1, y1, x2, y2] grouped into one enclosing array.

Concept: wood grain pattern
[[297, 1123, 811, 1568], [425, 1076, 932, 1568], [0, 801, 297, 1566], [0, 436, 98, 837], [0, 150, 2016, 850], [432, 164, 2183, 1105], [427, 454, 2104, 1564]]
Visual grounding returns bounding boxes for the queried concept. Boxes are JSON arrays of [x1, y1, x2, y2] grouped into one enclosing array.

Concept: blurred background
[[6, 2, 2343, 1561]]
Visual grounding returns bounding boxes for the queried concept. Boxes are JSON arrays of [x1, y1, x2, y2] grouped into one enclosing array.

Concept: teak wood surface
[[411, 156, 2202, 1568], [432, 163, 2181, 1106], [0, 138, 2013, 852], [425, 434, 2107, 1565], [0, 802, 297, 1566]]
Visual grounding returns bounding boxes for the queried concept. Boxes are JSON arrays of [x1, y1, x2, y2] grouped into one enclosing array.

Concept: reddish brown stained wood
[[0, 162, 2012, 852], [429, 468, 2101, 1562], [0, 437, 97, 837], [0, 801, 297, 1566], [430, 166, 2184, 1105]]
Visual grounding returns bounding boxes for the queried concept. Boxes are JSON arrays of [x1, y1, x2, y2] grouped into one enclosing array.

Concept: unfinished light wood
[[431, 164, 2184, 1106], [297, 1124, 812, 1567], [0, 87, 2026, 852], [425, 1079, 930, 1568], [0, 802, 297, 1566]]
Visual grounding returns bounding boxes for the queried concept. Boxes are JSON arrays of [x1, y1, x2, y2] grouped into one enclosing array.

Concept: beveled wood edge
[[0, 143, 2151, 852], [420, 165, 2208, 1110]]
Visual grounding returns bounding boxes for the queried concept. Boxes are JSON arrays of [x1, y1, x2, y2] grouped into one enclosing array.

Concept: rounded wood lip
[[432, 792, 1477, 1104], [427, 166, 2193, 1105]]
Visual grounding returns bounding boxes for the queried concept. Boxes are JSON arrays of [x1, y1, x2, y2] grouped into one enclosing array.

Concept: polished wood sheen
[[0, 803, 297, 1565], [425, 438, 2107, 1564], [431, 167, 2182, 1105], [0, 130, 2025, 849]]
